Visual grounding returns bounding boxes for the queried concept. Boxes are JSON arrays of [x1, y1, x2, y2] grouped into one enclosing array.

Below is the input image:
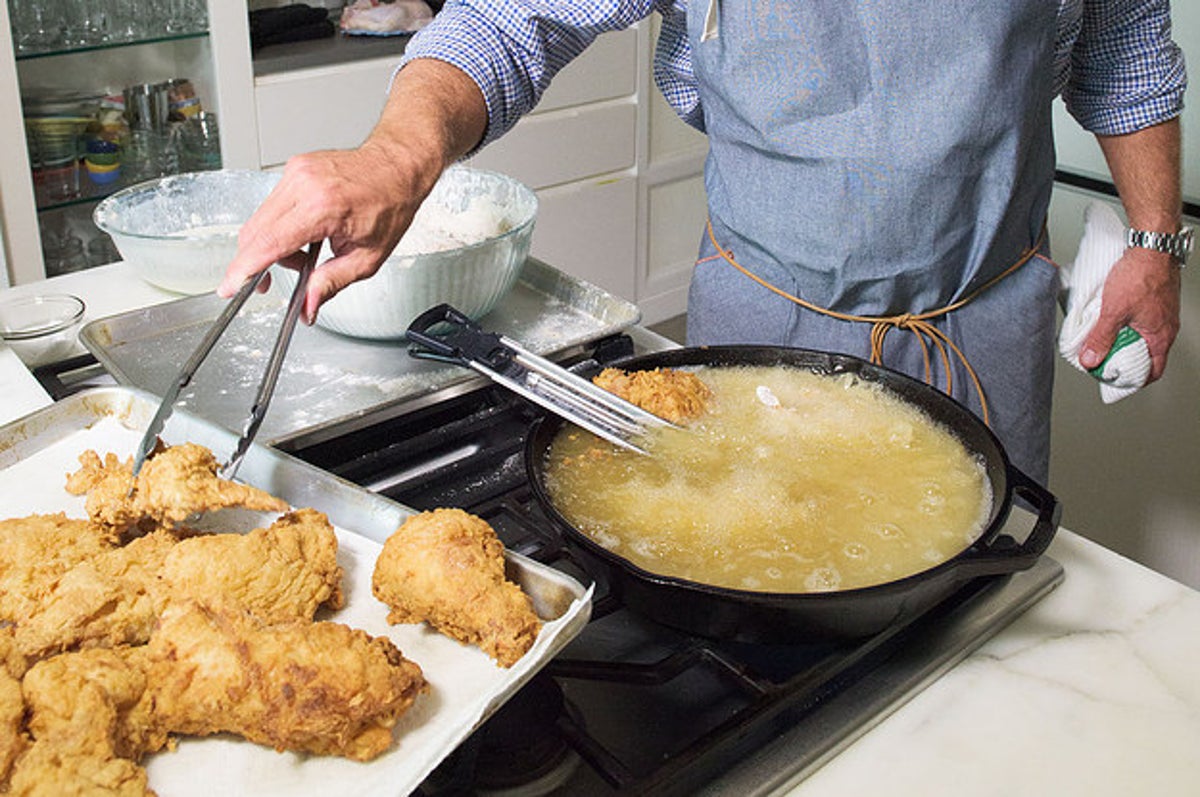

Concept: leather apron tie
[[704, 218, 1049, 427]]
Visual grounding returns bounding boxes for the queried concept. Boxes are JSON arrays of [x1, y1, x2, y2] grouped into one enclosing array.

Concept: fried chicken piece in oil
[[11, 647, 157, 797], [144, 601, 426, 762], [0, 513, 120, 624], [592, 367, 712, 424], [372, 508, 542, 667], [65, 444, 289, 535], [14, 510, 344, 661]]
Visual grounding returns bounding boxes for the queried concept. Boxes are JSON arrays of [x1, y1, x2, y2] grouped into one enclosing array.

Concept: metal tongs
[[406, 304, 676, 455], [130, 242, 321, 481]]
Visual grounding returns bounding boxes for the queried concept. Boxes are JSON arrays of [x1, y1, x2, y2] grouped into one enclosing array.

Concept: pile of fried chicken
[[0, 441, 544, 795]]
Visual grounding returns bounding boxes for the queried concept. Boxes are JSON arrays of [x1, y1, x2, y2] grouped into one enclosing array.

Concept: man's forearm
[[366, 58, 490, 200], [1097, 118, 1183, 237], [1076, 118, 1183, 378]]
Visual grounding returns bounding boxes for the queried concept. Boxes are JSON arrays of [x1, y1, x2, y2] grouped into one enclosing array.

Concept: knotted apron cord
[[704, 219, 1048, 426]]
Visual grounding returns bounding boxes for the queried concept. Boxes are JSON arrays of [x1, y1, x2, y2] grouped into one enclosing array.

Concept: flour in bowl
[[394, 195, 513, 256]]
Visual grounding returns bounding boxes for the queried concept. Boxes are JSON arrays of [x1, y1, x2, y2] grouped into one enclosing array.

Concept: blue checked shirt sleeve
[[1059, 0, 1187, 136], [399, 0, 668, 148], [653, 0, 704, 131]]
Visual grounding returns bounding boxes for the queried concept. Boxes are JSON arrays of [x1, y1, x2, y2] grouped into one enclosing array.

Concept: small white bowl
[[93, 170, 282, 295], [274, 165, 537, 340], [0, 293, 86, 368]]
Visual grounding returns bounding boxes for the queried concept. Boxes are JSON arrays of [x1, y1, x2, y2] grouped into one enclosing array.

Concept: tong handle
[[406, 303, 513, 371]]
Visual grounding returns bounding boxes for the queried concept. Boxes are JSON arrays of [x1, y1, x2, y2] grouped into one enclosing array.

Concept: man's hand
[[1078, 246, 1181, 382], [218, 58, 488, 325], [220, 143, 429, 325]]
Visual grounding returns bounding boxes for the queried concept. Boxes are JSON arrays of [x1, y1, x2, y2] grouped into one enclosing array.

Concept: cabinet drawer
[[467, 100, 635, 190], [255, 59, 396, 167], [530, 175, 637, 302]]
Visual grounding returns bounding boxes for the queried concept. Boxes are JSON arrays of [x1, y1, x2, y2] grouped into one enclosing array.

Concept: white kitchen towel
[[1058, 200, 1152, 404]]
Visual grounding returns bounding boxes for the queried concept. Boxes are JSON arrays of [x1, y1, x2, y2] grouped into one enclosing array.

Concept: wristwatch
[[1125, 225, 1194, 266]]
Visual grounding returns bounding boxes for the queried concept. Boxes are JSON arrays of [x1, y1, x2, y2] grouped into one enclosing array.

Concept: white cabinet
[[0, 4, 706, 324], [254, 57, 396, 168], [527, 175, 638, 300], [0, 0, 254, 286]]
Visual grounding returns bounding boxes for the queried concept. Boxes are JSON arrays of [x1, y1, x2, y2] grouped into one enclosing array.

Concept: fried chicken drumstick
[[372, 508, 542, 667]]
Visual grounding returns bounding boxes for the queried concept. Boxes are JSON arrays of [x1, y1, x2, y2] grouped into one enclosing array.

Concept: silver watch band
[[1125, 226, 1194, 266]]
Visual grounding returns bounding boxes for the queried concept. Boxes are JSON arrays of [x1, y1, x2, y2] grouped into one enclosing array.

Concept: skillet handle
[[951, 465, 1062, 580]]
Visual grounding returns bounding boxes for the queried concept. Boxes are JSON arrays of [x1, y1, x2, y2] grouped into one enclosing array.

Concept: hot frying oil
[[543, 366, 992, 592]]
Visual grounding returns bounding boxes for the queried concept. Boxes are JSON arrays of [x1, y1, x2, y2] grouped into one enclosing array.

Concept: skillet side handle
[[952, 466, 1062, 581]]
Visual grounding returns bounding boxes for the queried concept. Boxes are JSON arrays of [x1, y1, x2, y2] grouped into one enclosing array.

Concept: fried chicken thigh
[[65, 444, 289, 535], [372, 508, 542, 667], [592, 366, 713, 423], [144, 601, 427, 761], [158, 508, 344, 623]]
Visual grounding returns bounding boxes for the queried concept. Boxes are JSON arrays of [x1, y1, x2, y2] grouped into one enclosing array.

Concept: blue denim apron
[[684, 0, 1061, 482]]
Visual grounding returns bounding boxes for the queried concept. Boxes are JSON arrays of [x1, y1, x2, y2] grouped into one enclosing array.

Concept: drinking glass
[[9, 0, 62, 54]]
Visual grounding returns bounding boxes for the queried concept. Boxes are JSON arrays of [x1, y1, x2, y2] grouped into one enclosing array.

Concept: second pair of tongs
[[406, 304, 675, 455], [130, 241, 321, 481]]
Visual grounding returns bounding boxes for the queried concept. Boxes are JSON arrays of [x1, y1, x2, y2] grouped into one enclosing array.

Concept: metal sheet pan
[[0, 386, 592, 797], [79, 258, 641, 447]]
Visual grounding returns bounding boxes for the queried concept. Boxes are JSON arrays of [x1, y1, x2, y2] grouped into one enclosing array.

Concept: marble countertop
[[2, 264, 1199, 796]]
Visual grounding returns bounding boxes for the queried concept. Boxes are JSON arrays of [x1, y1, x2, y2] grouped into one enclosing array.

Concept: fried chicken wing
[[372, 508, 542, 667], [65, 444, 289, 535], [592, 366, 713, 423], [144, 600, 426, 761], [14, 511, 344, 661], [0, 513, 120, 624], [13, 530, 181, 661]]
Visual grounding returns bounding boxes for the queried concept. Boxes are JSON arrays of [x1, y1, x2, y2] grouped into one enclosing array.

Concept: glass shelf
[[14, 30, 209, 62], [34, 177, 121, 214]]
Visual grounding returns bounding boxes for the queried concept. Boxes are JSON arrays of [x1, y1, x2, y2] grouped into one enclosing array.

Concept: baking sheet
[[0, 386, 592, 797], [80, 257, 641, 447]]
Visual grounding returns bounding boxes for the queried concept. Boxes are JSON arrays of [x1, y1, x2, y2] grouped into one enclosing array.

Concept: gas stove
[[37, 329, 1062, 796], [281, 330, 1064, 797]]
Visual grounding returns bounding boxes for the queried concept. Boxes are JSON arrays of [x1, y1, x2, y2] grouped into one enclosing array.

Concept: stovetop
[[280, 333, 1063, 796], [35, 333, 1063, 796]]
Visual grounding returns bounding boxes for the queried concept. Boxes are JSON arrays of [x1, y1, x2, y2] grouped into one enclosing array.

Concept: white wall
[[1047, 184, 1200, 590]]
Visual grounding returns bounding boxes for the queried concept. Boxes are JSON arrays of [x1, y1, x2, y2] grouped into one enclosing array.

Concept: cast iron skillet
[[523, 345, 1061, 642]]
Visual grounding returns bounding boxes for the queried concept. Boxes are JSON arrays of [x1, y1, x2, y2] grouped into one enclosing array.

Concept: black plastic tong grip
[[405, 303, 515, 370]]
